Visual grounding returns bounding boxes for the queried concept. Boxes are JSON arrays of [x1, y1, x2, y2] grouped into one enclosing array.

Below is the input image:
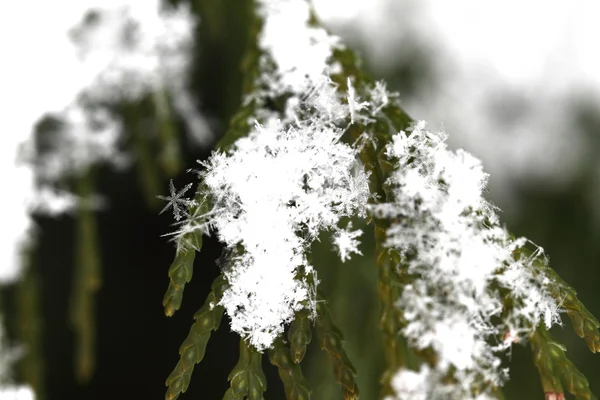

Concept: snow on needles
[[199, 120, 369, 351], [372, 121, 561, 398]]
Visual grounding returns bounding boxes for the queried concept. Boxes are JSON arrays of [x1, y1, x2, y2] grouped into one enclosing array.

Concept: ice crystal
[[157, 180, 196, 221]]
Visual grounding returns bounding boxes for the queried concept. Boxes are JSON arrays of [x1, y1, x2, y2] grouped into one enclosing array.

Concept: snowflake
[[332, 223, 363, 262], [157, 180, 196, 221]]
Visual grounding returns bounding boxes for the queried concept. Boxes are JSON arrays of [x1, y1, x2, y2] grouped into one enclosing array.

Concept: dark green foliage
[[162, 232, 201, 318], [223, 339, 267, 400], [513, 246, 600, 354], [288, 309, 313, 364], [165, 274, 228, 400], [531, 326, 597, 400], [544, 267, 600, 353], [268, 338, 311, 400]]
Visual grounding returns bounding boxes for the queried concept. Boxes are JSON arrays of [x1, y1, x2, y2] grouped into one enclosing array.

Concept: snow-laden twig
[[191, 119, 369, 350], [372, 121, 561, 398]]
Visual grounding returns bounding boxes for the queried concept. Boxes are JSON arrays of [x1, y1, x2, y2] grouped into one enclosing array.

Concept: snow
[[195, 119, 369, 350], [332, 223, 363, 262], [372, 121, 560, 398]]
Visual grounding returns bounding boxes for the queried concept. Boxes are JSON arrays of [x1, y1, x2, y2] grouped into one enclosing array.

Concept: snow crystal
[[332, 223, 363, 262]]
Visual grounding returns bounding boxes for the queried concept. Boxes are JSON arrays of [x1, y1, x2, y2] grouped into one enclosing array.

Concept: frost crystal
[[373, 121, 561, 398]]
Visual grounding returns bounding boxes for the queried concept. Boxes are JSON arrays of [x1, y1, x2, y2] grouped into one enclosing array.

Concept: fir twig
[[544, 266, 600, 353], [223, 339, 267, 400], [530, 325, 597, 400], [163, 230, 202, 317], [288, 309, 313, 364], [515, 246, 600, 353], [268, 338, 311, 400], [315, 295, 359, 400], [165, 274, 228, 400]]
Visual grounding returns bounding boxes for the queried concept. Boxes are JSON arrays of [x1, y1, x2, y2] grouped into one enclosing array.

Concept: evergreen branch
[[515, 246, 600, 353], [325, 27, 420, 398], [288, 309, 313, 364], [267, 338, 311, 400], [315, 295, 359, 400], [223, 339, 267, 400], [530, 325, 597, 400], [165, 274, 228, 400], [163, 230, 202, 317], [543, 267, 600, 353]]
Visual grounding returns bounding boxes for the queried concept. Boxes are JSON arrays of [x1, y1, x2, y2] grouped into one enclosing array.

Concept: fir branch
[[530, 326, 598, 400], [162, 196, 210, 317], [268, 338, 311, 400], [315, 295, 359, 400], [223, 339, 267, 400], [165, 274, 228, 400], [326, 46, 419, 394], [158, 1, 600, 398]]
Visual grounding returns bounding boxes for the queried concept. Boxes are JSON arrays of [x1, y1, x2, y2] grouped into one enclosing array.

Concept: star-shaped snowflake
[[156, 179, 196, 221]]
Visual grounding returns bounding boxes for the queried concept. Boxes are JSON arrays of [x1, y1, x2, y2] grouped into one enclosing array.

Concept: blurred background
[[1, 0, 599, 399]]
